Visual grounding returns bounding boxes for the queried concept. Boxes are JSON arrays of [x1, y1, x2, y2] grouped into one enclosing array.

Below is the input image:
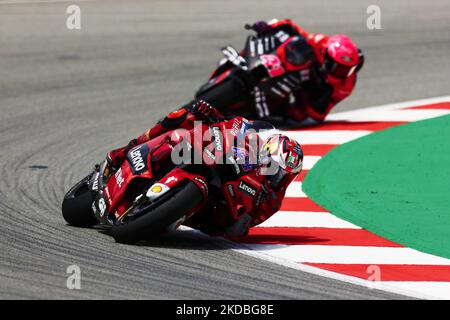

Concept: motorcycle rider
[[194, 18, 365, 124], [105, 100, 303, 237]]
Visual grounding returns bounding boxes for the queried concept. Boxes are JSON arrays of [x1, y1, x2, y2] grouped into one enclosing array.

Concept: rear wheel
[[62, 176, 97, 227], [112, 181, 204, 244]]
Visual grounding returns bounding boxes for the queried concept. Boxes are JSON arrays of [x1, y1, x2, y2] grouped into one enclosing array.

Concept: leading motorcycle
[[62, 116, 275, 244]]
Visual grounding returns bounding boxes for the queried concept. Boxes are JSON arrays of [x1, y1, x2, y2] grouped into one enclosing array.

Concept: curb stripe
[[328, 109, 450, 122], [291, 121, 406, 131], [402, 102, 450, 110], [239, 245, 450, 265], [281, 130, 371, 145], [258, 211, 360, 229], [280, 197, 325, 211], [301, 145, 336, 156], [304, 263, 450, 282], [379, 282, 450, 299], [294, 170, 308, 182], [285, 182, 306, 197], [239, 227, 402, 247], [302, 156, 321, 170]]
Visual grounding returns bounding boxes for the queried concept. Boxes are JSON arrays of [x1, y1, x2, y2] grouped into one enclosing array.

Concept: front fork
[[89, 161, 114, 224], [157, 168, 210, 231], [91, 166, 210, 226]]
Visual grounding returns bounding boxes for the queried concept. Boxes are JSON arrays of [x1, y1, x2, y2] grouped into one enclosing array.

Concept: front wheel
[[111, 181, 204, 244], [62, 176, 97, 227]]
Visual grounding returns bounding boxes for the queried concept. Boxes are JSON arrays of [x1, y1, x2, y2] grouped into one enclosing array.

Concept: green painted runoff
[[303, 115, 450, 259]]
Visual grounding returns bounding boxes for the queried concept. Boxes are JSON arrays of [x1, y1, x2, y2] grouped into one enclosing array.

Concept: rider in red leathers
[[105, 101, 303, 237], [194, 19, 365, 124]]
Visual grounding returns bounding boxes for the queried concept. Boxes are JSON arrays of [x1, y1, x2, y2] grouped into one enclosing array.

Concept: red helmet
[[323, 34, 359, 79]]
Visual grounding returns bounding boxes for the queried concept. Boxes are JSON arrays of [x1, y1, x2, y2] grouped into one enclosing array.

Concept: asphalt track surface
[[0, 0, 449, 299]]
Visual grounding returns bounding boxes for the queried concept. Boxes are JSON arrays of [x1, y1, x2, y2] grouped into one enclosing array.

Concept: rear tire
[[62, 176, 97, 227], [112, 181, 203, 244]]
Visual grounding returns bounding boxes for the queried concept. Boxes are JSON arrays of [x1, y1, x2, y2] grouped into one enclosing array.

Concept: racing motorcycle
[[188, 24, 313, 121], [62, 116, 275, 244]]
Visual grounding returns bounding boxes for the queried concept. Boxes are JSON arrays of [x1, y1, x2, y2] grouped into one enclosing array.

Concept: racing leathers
[[196, 19, 364, 123], [106, 101, 299, 237]]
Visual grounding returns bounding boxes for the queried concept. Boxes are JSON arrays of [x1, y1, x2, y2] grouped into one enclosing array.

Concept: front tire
[[62, 176, 97, 227], [112, 181, 204, 244]]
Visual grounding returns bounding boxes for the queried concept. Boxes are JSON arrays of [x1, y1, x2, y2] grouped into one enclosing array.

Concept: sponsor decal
[[130, 149, 145, 170], [194, 177, 208, 193], [293, 144, 303, 155], [150, 185, 163, 193], [285, 152, 302, 172], [91, 172, 100, 191], [104, 186, 112, 205], [146, 183, 170, 200], [128, 144, 149, 175], [165, 176, 178, 184], [233, 147, 258, 172], [275, 30, 290, 43], [98, 198, 107, 217], [227, 184, 236, 198], [230, 118, 242, 136], [211, 126, 223, 152], [227, 155, 241, 175], [204, 148, 216, 161], [115, 168, 124, 188], [238, 180, 257, 197], [260, 54, 285, 78]]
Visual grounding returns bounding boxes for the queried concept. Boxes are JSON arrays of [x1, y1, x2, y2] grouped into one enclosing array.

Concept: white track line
[[285, 181, 306, 197], [328, 109, 450, 122], [282, 130, 371, 145], [381, 282, 450, 300], [230, 245, 438, 299], [327, 95, 450, 120], [258, 211, 360, 229], [302, 156, 321, 170], [238, 245, 450, 265], [177, 227, 439, 299]]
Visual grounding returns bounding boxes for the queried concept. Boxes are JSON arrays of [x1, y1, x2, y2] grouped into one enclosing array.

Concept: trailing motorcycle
[[189, 23, 314, 121]]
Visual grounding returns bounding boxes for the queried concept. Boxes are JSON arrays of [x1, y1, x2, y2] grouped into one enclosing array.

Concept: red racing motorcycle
[[62, 116, 275, 244], [187, 25, 314, 121]]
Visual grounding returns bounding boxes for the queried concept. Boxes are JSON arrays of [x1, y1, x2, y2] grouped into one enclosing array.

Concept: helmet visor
[[324, 52, 356, 79]]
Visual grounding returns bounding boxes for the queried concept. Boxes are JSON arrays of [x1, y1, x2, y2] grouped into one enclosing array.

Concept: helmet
[[322, 35, 359, 79], [261, 134, 303, 190]]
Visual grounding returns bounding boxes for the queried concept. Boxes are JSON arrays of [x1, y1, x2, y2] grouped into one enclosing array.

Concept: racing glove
[[190, 100, 224, 124], [245, 20, 271, 34]]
